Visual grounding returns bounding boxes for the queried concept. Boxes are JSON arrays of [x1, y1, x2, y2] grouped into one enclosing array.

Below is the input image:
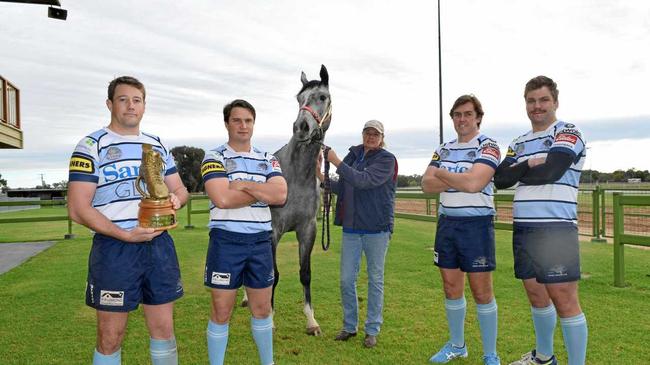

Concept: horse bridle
[[296, 102, 332, 143]]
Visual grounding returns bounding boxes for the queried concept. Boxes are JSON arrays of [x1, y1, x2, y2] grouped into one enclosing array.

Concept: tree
[[52, 180, 68, 189], [0, 173, 7, 193], [170, 146, 205, 192]]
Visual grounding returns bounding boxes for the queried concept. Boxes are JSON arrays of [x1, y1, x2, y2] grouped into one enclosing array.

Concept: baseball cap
[[363, 120, 384, 134]]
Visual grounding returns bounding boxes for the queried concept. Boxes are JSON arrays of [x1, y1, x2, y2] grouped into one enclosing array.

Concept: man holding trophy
[[68, 76, 189, 365]]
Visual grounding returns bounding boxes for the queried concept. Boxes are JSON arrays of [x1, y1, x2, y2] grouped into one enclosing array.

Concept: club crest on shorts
[[472, 256, 489, 268], [211, 272, 231, 286], [99, 290, 125, 306], [547, 265, 568, 278]]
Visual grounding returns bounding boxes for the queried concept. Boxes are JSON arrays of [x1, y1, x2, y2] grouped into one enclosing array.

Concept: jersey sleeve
[[504, 138, 519, 163], [266, 153, 283, 179], [68, 136, 99, 183], [201, 150, 227, 182], [474, 138, 501, 169], [550, 123, 585, 158], [428, 143, 445, 168], [160, 141, 178, 176]]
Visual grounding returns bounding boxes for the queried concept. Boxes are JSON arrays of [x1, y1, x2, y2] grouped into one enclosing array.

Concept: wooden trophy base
[[138, 198, 177, 231]]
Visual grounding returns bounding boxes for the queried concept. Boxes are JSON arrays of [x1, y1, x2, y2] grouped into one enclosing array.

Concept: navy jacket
[[331, 145, 398, 233]]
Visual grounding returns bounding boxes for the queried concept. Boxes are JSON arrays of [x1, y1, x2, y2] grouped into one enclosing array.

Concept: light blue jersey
[[429, 134, 501, 217], [201, 144, 282, 234], [505, 120, 586, 226], [68, 127, 178, 230]]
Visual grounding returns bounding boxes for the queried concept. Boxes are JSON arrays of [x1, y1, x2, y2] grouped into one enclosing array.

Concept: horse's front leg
[[297, 220, 320, 335]]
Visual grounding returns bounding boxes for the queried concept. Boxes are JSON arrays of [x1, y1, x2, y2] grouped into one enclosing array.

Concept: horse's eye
[[319, 95, 327, 102]]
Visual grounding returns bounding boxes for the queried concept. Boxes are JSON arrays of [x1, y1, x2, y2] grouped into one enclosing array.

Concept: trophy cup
[[135, 144, 177, 230]]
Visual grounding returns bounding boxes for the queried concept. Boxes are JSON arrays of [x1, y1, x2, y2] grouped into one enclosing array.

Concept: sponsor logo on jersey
[[555, 133, 578, 144], [439, 148, 450, 159], [506, 147, 516, 157], [270, 157, 280, 169], [99, 290, 125, 306], [201, 161, 225, 176], [106, 146, 122, 160], [565, 123, 575, 128], [85, 138, 96, 147], [431, 152, 440, 161], [481, 146, 500, 160], [445, 165, 469, 173], [544, 139, 553, 147], [257, 162, 268, 171], [70, 156, 94, 173], [102, 164, 140, 183], [211, 272, 231, 286], [466, 151, 476, 159]]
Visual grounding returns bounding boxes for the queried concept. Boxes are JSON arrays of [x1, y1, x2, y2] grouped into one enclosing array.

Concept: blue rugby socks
[[93, 348, 121, 365], [476, 298, 498, 356], [251, 315, 274, 365], [150, 337, 178, 365], [207, 320, 229, 365], [531, 304, 557, 360], [445, 297, 467, 348], [561, 312, 588, 365]]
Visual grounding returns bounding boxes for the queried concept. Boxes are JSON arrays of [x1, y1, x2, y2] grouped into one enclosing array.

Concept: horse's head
[[293, 64, 332, 144]]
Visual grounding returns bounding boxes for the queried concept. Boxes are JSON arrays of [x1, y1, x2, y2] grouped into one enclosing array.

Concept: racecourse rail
[[1, 187, 649, 286]]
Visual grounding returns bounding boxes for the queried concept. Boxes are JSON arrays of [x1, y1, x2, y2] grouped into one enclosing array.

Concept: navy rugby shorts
[[434, 214, 496, 272], [204, 228, 274, 290], [85, 231, 183, 312], [513, 224, 581, 283]]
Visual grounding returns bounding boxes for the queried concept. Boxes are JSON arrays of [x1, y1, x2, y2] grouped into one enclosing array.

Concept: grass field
[[1, 207, 649, 364]]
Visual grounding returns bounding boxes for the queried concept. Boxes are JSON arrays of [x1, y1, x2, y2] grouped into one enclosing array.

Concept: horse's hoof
[[240, 300, 248, 307], [306, 326, 322, 336]]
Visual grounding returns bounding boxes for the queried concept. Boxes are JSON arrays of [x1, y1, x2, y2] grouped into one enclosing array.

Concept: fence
[[612, 193, 650, 287], [0, 199, 74, 239]]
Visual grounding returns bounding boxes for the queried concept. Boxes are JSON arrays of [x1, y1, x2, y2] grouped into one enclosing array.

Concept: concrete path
[[0, 241, 55, 275]]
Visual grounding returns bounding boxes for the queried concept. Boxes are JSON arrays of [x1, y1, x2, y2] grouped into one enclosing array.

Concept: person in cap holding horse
[[201, 99, 287, 365], [318, 119, 397, 348], [421, 94, 501, 365]]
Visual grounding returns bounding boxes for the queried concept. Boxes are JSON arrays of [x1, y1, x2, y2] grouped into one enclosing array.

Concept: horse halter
[[300, 102, 332, 127]]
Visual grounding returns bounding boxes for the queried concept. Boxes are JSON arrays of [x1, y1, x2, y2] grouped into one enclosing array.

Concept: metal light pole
[[437, 0, 443, 144]]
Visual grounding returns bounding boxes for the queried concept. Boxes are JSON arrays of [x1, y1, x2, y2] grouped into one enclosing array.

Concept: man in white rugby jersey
[[68, 76, 189, 365], [494, 76, 588, 365]]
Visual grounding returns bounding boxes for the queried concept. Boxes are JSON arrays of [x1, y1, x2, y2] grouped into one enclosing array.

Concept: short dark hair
[[525, 75, 559, 102], [223, 99, 256, 122], [107, 76, 146, 101], [449, 94, 484, 126]]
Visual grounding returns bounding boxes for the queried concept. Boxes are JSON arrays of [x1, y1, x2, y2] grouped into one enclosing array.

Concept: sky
[[1, 0, 649, 188]]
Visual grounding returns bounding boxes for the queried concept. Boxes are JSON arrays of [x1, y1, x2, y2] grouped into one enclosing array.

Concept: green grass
[[1, 210, 650, 364]]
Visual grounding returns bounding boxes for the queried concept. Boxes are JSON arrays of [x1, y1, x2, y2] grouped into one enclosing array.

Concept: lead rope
[[321, 146, 332, 251]]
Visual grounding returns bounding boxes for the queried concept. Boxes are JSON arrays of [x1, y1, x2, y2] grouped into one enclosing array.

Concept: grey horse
[[242, 65, 332, 335]]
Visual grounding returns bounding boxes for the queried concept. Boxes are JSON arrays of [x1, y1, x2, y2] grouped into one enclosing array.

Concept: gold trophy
[[135, 144, 177, 230]]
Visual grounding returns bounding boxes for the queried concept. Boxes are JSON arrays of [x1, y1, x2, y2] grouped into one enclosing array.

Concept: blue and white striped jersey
[[429, 134, 500, 217], [68, 128, 178, 230], [201, 144, 283, 234], [504, 120, 586, 226]]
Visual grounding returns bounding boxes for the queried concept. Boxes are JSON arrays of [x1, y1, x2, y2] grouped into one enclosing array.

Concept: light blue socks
[[251, 315, 274, 365], [476, 298, 498, 356], [93, 348, 121, 365], [531, 304, 557, 359], [445, 297, 467, 347], [560, 312, 588, 365], [207, 320, 229, 365], [150, 337, 178, 365]]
